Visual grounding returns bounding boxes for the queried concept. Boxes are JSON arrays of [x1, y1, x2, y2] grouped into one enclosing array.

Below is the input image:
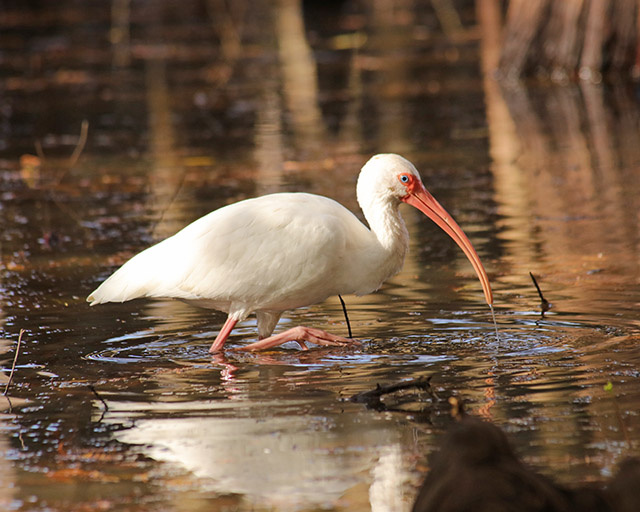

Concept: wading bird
[[88, 154, 493, 352]]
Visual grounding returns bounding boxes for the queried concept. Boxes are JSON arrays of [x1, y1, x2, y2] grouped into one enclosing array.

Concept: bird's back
[[88, 193, 375, 317]]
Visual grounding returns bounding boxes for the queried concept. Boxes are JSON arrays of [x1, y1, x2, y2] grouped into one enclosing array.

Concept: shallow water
[[2, 1, 640, 511]]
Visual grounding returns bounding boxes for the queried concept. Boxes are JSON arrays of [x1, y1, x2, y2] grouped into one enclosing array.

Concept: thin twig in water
[[149, 168, 188, 236], [338, 294, 353, 339], [68, 119, 89, 168], [33, 119, 89, 180], [529, 272, 550, 314], [88, 385, 109, 412], [3, 329, 25, 396], [34, 140, 46, 162]]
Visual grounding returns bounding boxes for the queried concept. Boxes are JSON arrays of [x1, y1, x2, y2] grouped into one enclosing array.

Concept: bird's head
[[357, 153, 493, 306], [357, 153, 423, 206]]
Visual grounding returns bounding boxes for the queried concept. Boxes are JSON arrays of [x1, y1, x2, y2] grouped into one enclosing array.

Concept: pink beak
[[402, 182, 493, 306]]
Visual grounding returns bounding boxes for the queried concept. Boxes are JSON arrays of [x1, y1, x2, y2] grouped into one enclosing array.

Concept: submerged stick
[[33, 119, 88, 170], [88, 384, 109, 412], [529, 272, 550, 314], [350, 376, 435, 405], [68, 119, 89, 168], [338, 294, 353, 339], [34, 140, 46, 162], [3, 329, 25, 396]]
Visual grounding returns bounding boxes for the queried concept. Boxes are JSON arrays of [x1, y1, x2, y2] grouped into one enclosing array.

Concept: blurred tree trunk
[[494, 0, 640, 81]]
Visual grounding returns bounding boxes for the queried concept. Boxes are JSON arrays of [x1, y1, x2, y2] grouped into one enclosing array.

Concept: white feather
[[88, 154, 443, 340]]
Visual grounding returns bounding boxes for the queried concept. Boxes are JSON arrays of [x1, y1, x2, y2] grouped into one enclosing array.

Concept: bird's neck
[[363, 197, 410, 274]]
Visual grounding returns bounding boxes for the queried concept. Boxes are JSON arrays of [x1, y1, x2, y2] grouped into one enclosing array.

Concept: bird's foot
[[232, 326, 358, 352]]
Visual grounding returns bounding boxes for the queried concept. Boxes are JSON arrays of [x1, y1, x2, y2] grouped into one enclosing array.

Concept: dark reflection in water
[[1, 1, 640, 511]]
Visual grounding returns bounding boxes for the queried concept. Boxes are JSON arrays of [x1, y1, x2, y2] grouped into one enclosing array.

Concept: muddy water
[[2, 2, 640, 511]]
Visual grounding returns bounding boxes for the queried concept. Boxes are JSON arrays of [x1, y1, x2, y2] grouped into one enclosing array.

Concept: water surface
[[1, 2, 640, 511]]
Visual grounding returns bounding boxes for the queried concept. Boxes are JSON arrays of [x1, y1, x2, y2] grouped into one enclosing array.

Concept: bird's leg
[[233, 326, 356, 352], [209, 316, 238, 353], [338, 294, 353, 338]]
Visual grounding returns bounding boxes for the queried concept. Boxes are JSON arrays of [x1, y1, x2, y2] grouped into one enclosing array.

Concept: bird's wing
[[88, 193, 370, 313]]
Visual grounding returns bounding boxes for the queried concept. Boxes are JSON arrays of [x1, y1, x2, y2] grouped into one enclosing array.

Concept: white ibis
[[88, 154, 493, 353]]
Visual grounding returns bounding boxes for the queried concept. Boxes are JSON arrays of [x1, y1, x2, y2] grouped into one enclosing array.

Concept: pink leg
[[232, 326, 357, 352], [209, 317, 238, 353]]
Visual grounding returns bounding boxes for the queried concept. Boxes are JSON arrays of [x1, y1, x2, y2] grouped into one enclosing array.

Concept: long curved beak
[[402, 183, 493, 306]]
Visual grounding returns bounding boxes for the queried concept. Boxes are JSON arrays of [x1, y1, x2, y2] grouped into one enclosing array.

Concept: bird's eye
[[399, 174, 411, 184]]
